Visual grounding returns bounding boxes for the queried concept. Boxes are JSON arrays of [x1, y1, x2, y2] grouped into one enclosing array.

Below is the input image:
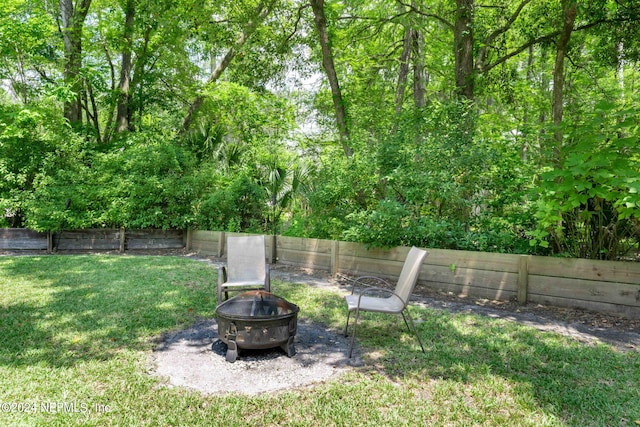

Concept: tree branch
[[476, 0, 532, 69], [396, 0, 454, 29]]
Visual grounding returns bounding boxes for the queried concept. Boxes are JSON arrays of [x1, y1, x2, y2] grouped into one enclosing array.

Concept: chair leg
[[402, 309, 425, 353], [348, 309, 361, 358], [344, 311, 351, 336]]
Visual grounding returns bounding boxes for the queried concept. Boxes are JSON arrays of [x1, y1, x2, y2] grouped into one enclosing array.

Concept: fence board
[[277, 237, 333, 269], [425, 248, 521, 272], [528, 275, 640, 307], [418, 281, 519, 301], [54, 230, 121, 251], [127, 229, 184, 249], [277, 236, 332, 253], [190, 230, 222, 255], [0, 228, 48, 250], [528, 294, 640, 319], [529, 255, 640, 284]]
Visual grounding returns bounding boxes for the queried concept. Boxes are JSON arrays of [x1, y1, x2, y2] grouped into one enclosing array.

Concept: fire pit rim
[[215, 290, 300, 320]]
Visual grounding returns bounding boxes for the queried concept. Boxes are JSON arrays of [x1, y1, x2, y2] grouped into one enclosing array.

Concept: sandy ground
[[150, 317, 354, 396]]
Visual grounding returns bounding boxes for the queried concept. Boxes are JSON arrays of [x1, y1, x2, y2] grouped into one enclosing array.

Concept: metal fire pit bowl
[[215, 290, 299, 363]]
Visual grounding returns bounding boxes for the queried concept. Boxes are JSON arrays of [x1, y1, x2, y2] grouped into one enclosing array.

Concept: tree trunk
[[454, 0, 474, 100], [412, 29, 427, 109], [394, 27, 413, 115], [115, 0, 135, 133], [59, 0, 92, 126], [310, 0, 352, 157], [552, 0, 577, 155]]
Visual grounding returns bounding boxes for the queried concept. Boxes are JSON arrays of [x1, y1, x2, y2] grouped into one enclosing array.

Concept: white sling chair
[[217, 235, 270, 303], [344, 246, 428, 358]]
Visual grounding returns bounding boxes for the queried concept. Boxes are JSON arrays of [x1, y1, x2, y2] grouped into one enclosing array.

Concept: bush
[[193, 172, 267, 232], [22, 131, 200, 231]]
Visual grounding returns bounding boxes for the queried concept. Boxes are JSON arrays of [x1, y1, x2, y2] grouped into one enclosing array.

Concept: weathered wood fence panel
[[188, 230, 224, 256], [55, 229, 122, 250], [276, 236, 333, 270], [1, 228, 186, 252], [0, 228, 48, 250], [527, 256, 640, 319], [126, 229, 184, 249]]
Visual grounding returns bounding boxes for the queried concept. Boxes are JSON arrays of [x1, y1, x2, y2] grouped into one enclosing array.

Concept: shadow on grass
[[0, 255, 216, 368], [346, 306, 640, 425]]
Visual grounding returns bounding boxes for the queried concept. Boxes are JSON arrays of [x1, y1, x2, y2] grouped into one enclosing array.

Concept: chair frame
[[344, 246, 428, 358], [217, 235, 270, 303]]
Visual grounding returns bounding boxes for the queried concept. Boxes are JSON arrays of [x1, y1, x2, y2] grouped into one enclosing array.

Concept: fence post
[[119, 228, 126, 253], [217, 231, 225, 257], [185, 229, 193, 251], [270, 235, 277, 264], [331, 240, 340, 276], [517, 255, 529, 304]]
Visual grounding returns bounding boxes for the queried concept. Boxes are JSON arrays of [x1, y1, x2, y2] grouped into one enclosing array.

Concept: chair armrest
[[218, 265, 227, 286], [265, 264, 271, 292], [350, 276, 393, 295]]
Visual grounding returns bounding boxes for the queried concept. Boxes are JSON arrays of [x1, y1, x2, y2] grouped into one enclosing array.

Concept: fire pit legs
[[226, 323, 239, 363], [280, 318, 297, 357]]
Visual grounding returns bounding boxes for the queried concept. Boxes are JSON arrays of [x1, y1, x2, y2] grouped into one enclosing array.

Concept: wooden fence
[[0, 228, 185, 252], [2, 228, 639, 319], [187, 230, 640, 320]]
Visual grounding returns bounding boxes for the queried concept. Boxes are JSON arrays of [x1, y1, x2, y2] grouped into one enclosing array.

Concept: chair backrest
[[394, 246, 428, 305], [226, 235, 267, 282]]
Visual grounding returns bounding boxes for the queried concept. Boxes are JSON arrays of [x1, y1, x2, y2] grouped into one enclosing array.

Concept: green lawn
[[0, 255, 638, 426]]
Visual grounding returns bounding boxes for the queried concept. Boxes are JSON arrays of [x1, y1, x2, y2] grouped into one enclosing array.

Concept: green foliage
[[303, 99, 535, 253], [0, 101, 83, 227], [194, 171, 267, 232], [22, 131, 200, 231], [3, 0, 640, 259], [531, 100, 640, 259]]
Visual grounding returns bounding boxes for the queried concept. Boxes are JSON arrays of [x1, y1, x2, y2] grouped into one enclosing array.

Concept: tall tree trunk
[[454, 0, 474, 100], [85, 79, 101, 142], [59, 0, 92, 126], [129, 25, 153, 134], [394, 27, 413, 115], [115, 0, 135, 133], [552, 0, 577, 155], [310, 0, 352, 157], [412, 29, 427, 109], [181, 0, 274, 134]]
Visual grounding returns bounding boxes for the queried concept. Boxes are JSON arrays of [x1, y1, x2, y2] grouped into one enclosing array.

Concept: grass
[[0, 255, 638, 426]]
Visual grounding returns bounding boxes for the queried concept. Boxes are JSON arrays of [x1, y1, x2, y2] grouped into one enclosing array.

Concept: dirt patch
[[150, 317, 355, 396]]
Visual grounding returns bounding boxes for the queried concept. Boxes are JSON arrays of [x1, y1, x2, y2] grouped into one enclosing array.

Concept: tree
[[115, 0, 135, 133], [453, 0, 474, 100], [58, 0, 92, 125], [551, 0, 577, 152], [309, 0, 351, 157], [181, 0, 277, 134]]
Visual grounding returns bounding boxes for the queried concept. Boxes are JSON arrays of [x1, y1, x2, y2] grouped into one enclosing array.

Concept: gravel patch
[[150, 317, 355, 396]]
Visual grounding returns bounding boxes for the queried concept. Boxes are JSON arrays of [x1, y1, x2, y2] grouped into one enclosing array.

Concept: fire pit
[[215, 290, 299, 363]]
